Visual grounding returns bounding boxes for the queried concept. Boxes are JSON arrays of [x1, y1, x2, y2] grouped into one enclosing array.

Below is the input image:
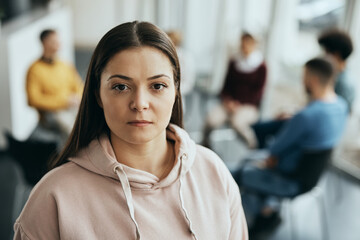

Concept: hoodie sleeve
[[197, 145, 249, 240], [213, 153, 249, 239], [226, 168, 249, 240], [13, 222, 31, 240], [13, 178, 61, 240]]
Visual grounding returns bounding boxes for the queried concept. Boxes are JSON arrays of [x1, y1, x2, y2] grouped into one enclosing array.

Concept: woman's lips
[[127, 120, 153, 127]]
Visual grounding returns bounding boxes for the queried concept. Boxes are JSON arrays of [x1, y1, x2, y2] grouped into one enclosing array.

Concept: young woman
[[14, 21, 248, 240]]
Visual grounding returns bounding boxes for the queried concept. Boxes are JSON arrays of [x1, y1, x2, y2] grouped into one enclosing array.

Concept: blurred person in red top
[[203, 32, 267, 148]]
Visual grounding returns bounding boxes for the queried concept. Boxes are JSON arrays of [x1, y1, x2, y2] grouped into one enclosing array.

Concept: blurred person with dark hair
[[203, 32, 267, 148], [26, 29, 83, 146], [318, 29, 355, 111], [232, 57, 348, 234]]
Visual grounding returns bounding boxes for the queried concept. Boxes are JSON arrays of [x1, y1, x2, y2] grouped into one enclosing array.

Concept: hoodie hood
[[69, 124, 198, 240], [69, 124, 196, 188]]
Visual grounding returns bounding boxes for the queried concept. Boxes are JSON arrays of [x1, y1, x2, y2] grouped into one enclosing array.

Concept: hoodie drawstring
[[178, 154, 199, 240], [114, 166, 141, 240]]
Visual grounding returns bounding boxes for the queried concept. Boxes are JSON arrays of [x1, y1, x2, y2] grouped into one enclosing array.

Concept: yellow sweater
[[26, 59, 84, 111]]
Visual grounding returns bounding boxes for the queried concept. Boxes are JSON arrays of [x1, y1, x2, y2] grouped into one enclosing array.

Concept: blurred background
[[0, 0, 360, 239]]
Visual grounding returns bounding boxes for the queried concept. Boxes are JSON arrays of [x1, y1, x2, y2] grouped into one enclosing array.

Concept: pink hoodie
[[14, 124, 248, 239]]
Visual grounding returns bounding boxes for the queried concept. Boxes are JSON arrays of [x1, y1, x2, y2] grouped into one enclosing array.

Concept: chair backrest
[[292, 148, 333, 194], [0, 154, 32, 240], [5, 132, 58, 185]]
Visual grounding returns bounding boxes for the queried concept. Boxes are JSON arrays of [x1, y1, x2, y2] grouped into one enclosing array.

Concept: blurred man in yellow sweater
[[26, 29, 83, 145]]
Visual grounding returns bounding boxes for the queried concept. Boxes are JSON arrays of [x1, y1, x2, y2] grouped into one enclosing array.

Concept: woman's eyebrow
[[107, 74, 132, 81], [107, 74, 170, 81], [147, 74, 171, 80]]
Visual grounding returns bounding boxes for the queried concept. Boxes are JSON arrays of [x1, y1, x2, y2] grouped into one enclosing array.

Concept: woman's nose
[[129, 89, 149, 112]]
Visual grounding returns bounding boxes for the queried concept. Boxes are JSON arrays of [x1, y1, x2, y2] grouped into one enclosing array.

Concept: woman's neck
[[110, 131, 174, 179]]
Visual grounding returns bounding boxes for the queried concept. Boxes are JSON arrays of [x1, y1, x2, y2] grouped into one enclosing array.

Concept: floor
[[75, 49, 360, 240]]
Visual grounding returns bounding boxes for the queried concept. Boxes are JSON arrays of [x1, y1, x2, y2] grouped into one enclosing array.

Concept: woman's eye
[[152, 83, 166, 90], [113, 84, 128, 91]]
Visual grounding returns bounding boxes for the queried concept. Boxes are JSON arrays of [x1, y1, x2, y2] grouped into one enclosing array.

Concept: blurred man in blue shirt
[[253, 58, 347, 173], [233, 57, 348, 234], [268, 90, 347, 173]]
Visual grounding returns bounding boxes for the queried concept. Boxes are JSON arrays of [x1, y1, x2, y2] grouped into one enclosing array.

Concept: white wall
[[0, 6, 74, 146], [207, 0, 242, 94], [184, 0, 222, 76], [265, 0, 300, 84], [242, 0, 273, 40], [156, 0, 184, 31], [64, 0, 156, 48], [63, 0, 117, 48]]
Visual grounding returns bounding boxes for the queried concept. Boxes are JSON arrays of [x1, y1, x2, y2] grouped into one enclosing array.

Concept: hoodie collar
[[69, 124, 196, 190]]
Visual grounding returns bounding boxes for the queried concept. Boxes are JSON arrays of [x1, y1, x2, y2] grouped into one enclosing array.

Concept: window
[[296, 0, 346, 61]]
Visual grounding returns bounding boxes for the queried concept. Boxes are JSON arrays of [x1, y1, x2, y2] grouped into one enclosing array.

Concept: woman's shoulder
[[42, 162, 82, 180], [193, 145, 233, 180], [195, 144, 222, 163], [28, 162, 88, 198], [191, 145, 241, 201], [14, 162, 83, 238]]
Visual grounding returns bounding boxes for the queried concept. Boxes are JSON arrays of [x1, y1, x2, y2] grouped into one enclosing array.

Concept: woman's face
[[99, 46, 176, 145]]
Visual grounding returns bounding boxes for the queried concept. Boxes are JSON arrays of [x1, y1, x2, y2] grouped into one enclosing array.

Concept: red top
[[220, 60, 267, 107]]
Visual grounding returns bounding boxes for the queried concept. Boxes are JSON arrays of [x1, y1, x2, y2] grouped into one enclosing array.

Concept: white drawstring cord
[[114, 166, 141, 240], [178, 154, 198, 240], [113, 152, 196, 240]]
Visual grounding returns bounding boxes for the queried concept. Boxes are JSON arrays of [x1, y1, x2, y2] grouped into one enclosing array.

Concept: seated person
[[318, 29, 355, 112], [203, 32, 267, 148], [232, 57, 348, 233], [26, 29, 83, 146]]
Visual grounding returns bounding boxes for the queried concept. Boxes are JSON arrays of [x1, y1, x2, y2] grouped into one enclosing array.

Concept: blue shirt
[[269, 97, 348, 173]]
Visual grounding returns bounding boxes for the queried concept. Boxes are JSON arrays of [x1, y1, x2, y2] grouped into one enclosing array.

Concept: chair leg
[[284, 199, 297, 240], [312, 186, 330, 240], [329, 169, 343, 204]]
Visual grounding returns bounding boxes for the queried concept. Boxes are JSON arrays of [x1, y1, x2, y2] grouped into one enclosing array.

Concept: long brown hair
[[49, 21, 183, 169]]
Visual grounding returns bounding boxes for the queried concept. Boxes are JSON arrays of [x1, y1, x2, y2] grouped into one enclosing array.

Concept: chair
[[289, 148, 333, 194], [0, 153, 32, 240], [5, 132, 58, 185], [282, 148, 333, 240], [237, 148, 333, 240]]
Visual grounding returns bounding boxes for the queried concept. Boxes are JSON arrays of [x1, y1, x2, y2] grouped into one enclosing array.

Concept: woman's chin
[[110, 126, 167, 146], [122, 132, 160, 145]]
